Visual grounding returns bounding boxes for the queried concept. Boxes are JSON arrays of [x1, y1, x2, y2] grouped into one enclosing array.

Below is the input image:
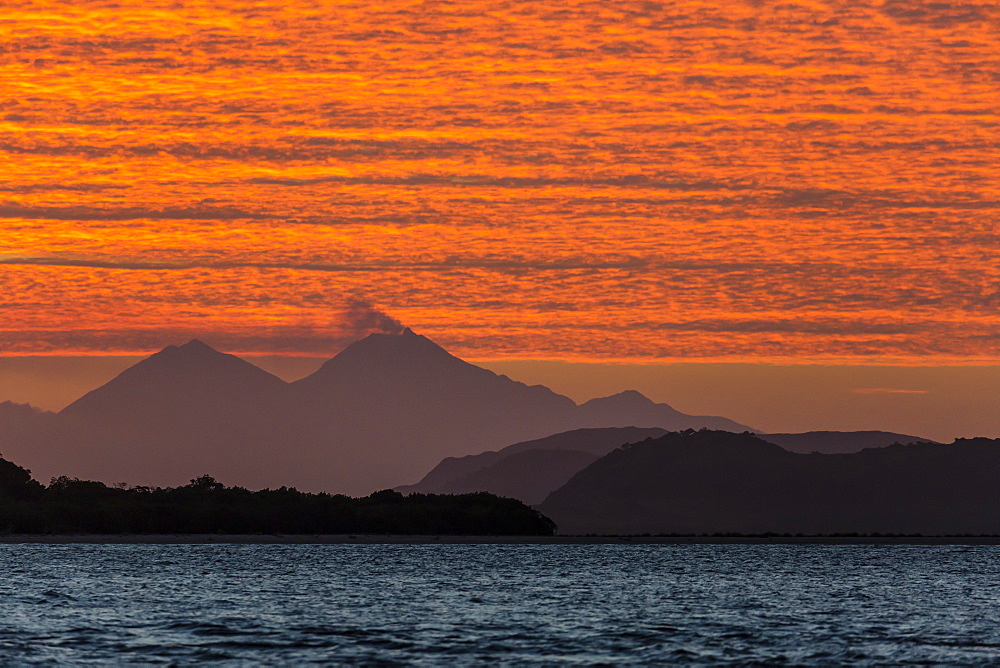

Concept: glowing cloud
[[0, 0, 996, 360]]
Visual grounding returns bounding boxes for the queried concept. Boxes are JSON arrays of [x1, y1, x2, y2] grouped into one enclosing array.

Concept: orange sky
[[1, 0, 997, 361]]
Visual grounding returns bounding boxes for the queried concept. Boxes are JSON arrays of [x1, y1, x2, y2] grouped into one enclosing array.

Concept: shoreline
[[3, 534, 1000, 545]]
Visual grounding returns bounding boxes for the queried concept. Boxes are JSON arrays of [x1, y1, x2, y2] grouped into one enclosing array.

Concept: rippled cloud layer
[[1, 0, 997, 359]]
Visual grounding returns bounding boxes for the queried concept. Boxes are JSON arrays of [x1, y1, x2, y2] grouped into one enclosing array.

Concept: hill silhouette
[[410, 449, 599, 506], [396, 426, 936, 504], [537, 430, 1000, 535], [0, 332, 751, 495], [397, 427, 669, 498], [762, 430, 937, 454]]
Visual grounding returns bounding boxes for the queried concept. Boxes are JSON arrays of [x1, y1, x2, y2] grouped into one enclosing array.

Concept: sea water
[[2, 544, 999, 664]]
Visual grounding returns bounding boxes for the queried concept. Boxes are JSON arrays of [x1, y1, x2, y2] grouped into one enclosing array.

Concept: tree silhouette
[[0, 455, 556, 536]]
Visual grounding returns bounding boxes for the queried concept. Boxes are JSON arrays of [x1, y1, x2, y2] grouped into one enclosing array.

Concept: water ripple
[[1, 544, 999, 663]]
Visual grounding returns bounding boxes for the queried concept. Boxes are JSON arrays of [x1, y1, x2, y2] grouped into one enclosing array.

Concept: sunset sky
[[1, 1, 997, 437]]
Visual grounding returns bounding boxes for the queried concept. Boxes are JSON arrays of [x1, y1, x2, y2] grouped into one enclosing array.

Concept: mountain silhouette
[[286, 328, 582, 493], [397, 427, 669, 498], [291, 328, 579, 444], [537, 430, 1000, 535], [395, 426, 935, 505], [578, 390, 747, 432], [14, 340, 292, 490], [418, 448, 600, 506], [2, 332, 752, 495], [62, 339, 288, 426]]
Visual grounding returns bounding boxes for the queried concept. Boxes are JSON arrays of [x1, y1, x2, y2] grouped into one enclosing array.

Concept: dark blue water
[[2, 544, 1000, 664]]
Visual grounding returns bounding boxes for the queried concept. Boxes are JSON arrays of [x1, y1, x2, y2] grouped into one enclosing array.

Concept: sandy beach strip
[[2, 534, 1000, 545]]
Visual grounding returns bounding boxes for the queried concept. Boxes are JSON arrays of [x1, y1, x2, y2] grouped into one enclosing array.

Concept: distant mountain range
[[397, 427, 937, 505], [537, 431, 1000, 535], [0, 330, 753, 495], [396, 427, 670, 504]]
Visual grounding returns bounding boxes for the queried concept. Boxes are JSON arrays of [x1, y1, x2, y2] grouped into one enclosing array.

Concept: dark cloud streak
[[0, 205, 273, 221]]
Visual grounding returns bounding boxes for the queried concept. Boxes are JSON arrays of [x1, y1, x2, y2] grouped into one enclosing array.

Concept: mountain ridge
[[396, 426, 937, 504], [61, 338, 288, 420], [0, 332, 782, 495], [537, 431, 999, 535]]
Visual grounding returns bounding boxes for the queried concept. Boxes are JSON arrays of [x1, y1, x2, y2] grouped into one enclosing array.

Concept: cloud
[[646, 319, 927, 336], [0, 255, 648, 273], [0, 257, 193, 270], [247, 173, 751, 191], [785, 120, 840, 132], [0, 183, 131, 193], [767, 188, 999, 211], [880, 0, 992, 26], [0, 298, 406, 355], [0, 205, 272, 221], [852, 388, 930, 395], [1, 0, 995, 364]]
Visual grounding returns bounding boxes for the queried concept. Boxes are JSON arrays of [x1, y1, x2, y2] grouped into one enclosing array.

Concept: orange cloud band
[[1, 0, 997, 360]]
